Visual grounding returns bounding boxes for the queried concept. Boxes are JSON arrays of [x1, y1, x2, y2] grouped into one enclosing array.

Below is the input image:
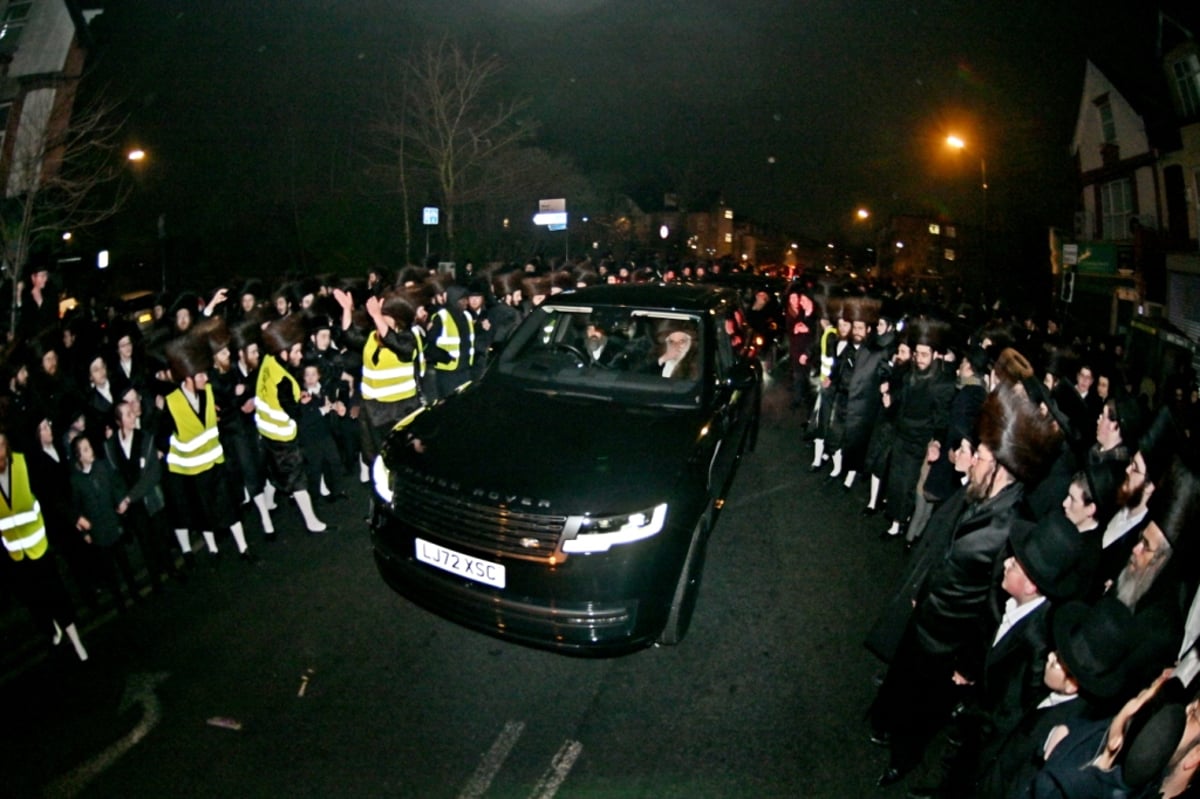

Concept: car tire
[[657, 509, 711, 646]]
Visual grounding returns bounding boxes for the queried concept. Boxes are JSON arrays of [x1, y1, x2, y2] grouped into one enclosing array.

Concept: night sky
[[80, 0, 1164, 275]]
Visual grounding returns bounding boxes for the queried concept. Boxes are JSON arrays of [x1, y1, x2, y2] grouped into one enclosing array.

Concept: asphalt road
[[1, 379, 918, 798]]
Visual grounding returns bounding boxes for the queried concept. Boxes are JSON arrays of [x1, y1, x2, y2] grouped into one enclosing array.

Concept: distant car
[[370, 284, 762, 655]]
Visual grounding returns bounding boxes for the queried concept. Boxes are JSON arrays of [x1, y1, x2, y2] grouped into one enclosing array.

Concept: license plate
[[415, 538, 506, 589]]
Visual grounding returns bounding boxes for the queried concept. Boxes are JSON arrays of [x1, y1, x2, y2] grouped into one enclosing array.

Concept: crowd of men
[[3, 254, 1200, 797], [769, 285, 1200, 797]]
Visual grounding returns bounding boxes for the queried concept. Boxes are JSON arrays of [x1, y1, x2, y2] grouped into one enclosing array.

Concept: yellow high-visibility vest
[[361, 332, 419, 403], [166, 385, 226, 475], [1, 453, 48, 562], [255, 354, 300, 442], [433, 309, 474, 371]]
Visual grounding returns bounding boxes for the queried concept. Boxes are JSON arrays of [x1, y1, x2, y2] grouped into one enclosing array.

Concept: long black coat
[[913, 482, 1027, 680], [829, 338, 888, 465], [884, 361, 956, 520]]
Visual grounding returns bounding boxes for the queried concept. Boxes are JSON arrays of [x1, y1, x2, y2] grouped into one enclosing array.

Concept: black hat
[[1146, 454, 1200, 562], [167, 291, 200, 321], [962, 345, 990, 379], [302, 311, 334, 336], [1110, 396, 1143, 444], [1122, 701, 1187, 790], [1084, 460, 1125, 530], [1053, 595, 1138, 701], [1138, 407, 1179, 487], [1010, 514, 1092, 603], [238, 278, 266, 302], [467, 277, 490, 298]]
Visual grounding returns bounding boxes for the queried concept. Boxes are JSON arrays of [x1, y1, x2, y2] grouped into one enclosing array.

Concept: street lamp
[[945, 134, 988, 272]]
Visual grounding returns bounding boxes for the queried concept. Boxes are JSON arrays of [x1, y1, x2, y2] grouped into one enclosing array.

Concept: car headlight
[[562, 504, 668, 554], [372, 455, 394, 503]]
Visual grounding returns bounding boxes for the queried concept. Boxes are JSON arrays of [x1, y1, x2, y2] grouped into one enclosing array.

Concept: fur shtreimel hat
[[841, 296, 880, 325], [230, 320, 262, 356], [906, 316, 950, 353], [191, 316, 230, 355], [165, 333, 213, 383], [976, 383, 1063, 485], [262, 314, 306, 356]]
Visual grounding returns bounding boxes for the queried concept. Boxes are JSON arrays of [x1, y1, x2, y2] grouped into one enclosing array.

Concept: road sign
[[423, 207, 439, 225], [533, 211, 568, 227], [539, 198, 565, 213]]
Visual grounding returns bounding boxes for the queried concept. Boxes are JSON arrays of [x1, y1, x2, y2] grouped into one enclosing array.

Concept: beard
[[966, 463, 997, 502], [584, 337, 605, 356], [1114, 552, 1169, 608], [1116, 479, 1145, 510]]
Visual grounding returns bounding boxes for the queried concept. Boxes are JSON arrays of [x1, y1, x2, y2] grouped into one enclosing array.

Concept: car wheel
[[657, 509, 711, 646]]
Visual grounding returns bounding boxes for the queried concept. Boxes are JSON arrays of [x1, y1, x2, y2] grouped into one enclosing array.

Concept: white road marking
[[43, 672, 169, 799], [528, 739, 583, 799], [457, 720, 526, 799]]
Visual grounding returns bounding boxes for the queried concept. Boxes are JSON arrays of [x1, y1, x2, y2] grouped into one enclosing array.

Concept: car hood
[[384, 379, 708, 514]]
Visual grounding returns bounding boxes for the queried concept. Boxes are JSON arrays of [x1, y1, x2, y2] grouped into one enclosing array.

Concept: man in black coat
[[827, 296, 888, 491], [880, 319, 956, 540], [868, 385, 1063, 788]]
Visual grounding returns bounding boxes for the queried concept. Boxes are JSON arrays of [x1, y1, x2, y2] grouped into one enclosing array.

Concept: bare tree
[[369, 37, 536, 259], [1, 86, 130, 332]]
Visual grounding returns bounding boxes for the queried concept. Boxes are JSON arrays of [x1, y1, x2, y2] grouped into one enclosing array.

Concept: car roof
[[547, 283, 736, 312]]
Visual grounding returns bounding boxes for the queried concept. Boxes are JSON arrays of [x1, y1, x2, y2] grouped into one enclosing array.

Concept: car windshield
[[494, 303, 706, 408]]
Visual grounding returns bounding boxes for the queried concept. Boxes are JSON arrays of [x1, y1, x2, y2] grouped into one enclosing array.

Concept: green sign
[[1072, 241, 1119, 275]]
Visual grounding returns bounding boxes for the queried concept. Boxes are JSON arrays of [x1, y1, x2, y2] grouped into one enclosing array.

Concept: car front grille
[[389, 470, 567, 563]]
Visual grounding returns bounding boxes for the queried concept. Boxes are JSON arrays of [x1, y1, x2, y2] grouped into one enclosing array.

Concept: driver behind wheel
[[584, 314, 628, 369]]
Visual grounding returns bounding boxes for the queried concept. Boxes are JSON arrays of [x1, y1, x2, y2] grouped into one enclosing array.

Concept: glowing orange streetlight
[[127, 149, 146, 162], [856, 207, 870, 221]]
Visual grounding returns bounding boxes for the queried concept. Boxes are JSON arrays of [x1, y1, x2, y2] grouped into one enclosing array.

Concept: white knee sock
[[253, 493, 275, 534], [174, 529, 192, 554], [843, 469, 856, 489], [263, 481, 278, 511], [202, 531, 218, 554], [868, 475, 881, 509], [811, 440, 826, 468], [293, 490, 326, 532], [829, 449, 843, 477], [230, 522, 248, 554], [886, 520, 901, 536], [360, 457, 370, 483], [319, 475, 330, 497], [65, 622, 88, 661]]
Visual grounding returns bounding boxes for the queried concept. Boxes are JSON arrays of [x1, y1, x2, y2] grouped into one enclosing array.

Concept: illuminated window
[[1100, 178, 1133, 240], [724, 233, 732, 243], [1172, 53, 1200, 117], [723, 209, 733, 220], [928, 224, 940, 235], [0, 2, 31, 51], [945, 226, 957, 238], [944, 249, 956, 262]]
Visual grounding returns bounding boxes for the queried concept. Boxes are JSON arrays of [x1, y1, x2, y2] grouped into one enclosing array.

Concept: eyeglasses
[[666, 336, 691, 347], [1136, 532, 1168, 556], [972, 451, 995, 466]]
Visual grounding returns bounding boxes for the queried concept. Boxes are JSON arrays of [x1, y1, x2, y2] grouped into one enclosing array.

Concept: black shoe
[[869, 730, 891, 747], [871, 670, 886, 688], [240, 549, 260, 564], [808, 464, 824, 473], [880, 527, 903, 541], [264, 532, 278, 543], [861, 506, 878, 517], [877, 766, 907, 788], [307, 524, 337, 534]]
